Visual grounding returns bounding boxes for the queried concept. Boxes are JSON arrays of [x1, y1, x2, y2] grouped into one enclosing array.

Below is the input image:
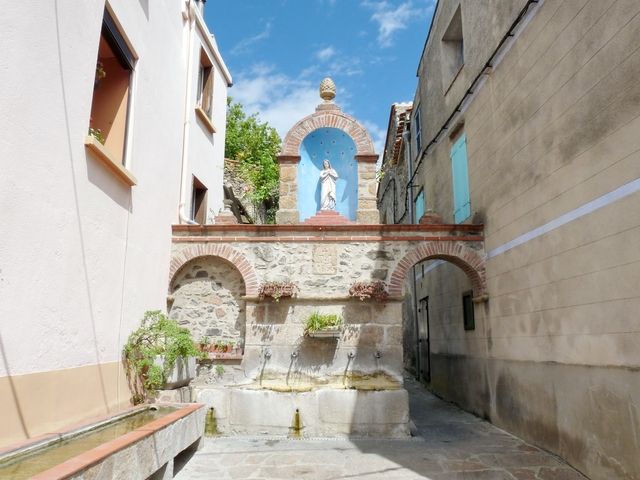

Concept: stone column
[[356, 154, 380, 224], [275, 155, 300, 224]]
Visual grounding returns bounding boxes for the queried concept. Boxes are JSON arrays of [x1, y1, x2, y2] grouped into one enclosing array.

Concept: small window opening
[[197, 50, 214, 119], [462, 290, 475, 331], [90, 9, 135, 165], [192, 176, 208, 224], [442, 5, 464, 91]]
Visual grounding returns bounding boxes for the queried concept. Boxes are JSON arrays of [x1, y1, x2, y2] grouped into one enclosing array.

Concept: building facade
[[0, 0, 231, 447], [378, 1, 640, 478]]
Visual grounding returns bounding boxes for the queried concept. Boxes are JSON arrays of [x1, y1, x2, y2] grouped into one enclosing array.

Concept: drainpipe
[[178, 0, 198, 225], [403, 129, 421, 381]]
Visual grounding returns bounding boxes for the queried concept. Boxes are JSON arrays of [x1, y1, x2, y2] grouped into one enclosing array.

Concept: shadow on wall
[[54, 0, 111, 417], [137, 0, 149, 19]]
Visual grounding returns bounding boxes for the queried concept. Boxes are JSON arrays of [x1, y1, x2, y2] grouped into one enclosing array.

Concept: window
[[192, 176, 208, 224], [450, 134, 470, 223], [195, 49, 215, 131], [414, 188, 425, 223], [462, 290, 475, 331], [442, 5, 464, 91], [414, 107, 422, 153], [89, 9, 135, 166]]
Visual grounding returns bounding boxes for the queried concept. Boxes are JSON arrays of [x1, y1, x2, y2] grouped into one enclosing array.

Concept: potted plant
[[258, 281, 298, 302], [94, 61, 106, 87], [419, 209, 443, 225], [123, 310, 202, 404], [304, 312, 343, 338], [198, 336, 210, 353], [348, 281, 389, 302]]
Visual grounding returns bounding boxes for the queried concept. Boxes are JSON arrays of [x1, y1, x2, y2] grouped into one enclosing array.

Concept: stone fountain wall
[[168, 224, 486, 437]]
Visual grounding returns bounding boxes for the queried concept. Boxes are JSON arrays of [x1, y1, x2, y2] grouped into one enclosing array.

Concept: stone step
[[302, 211, 353, 225]]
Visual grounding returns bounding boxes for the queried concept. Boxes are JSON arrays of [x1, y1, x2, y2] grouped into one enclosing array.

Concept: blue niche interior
[[298, 128, 357, 221]]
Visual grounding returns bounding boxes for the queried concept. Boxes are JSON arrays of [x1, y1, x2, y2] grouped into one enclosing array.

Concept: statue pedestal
[[302, 210, 352, 225]]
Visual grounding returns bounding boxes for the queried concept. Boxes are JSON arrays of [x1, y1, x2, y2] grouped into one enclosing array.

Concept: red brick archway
[[281, 110, 376, 157], [168, 245, 259, 296], [389, 242, 486, 297]]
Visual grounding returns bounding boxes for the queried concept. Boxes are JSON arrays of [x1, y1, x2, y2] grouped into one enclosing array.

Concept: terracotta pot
[[419, 212, 443, 224]]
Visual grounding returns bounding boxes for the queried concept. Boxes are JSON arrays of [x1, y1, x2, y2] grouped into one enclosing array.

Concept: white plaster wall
[[185, 23, 229, 223], [0, 0, 228, 377]]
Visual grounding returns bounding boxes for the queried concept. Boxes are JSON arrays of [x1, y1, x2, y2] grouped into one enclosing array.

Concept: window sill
[[84, 136, 137, 186], [195, 106, 216, 133]]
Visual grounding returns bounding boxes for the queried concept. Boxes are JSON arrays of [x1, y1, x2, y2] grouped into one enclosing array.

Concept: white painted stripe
[[488, 178, 640, 258]]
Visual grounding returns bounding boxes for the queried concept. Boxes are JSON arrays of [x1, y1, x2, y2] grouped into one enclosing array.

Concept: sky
[[205, 0, 435, 154]]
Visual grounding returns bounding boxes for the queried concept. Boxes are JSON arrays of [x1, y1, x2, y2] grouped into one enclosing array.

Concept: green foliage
[[304, 312, 343, 334], [123, 311, 202, 404], [225, 98, 281, 223], [88, 127, 105, 144], [215, 363, 225, 377]]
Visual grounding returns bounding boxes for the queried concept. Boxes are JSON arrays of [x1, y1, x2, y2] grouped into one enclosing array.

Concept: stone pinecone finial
[[319, 77, 336, 101]]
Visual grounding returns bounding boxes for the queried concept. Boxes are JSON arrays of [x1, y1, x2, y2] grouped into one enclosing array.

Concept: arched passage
[[169, 244, 259, 296], [389, 242, 486, 297]]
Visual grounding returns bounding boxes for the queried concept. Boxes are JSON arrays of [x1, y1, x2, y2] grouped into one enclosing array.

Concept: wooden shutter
[[414, 189, 425, 223], [450, 134, 471, 223]]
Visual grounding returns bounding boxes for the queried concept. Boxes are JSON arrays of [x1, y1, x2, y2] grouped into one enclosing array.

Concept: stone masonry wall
[[169, 257, 246, 344]]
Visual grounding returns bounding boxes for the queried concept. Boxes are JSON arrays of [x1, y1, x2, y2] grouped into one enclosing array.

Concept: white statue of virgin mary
[[319, 159, 338, 211]]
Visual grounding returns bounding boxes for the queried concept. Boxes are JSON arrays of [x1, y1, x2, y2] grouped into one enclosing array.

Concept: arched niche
[[298, 128, 358, 221], [169, 255, 247, 345]]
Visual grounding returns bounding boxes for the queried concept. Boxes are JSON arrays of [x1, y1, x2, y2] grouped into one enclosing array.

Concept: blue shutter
[[414, 189, 425, 223], [451, 135, 471, 223]]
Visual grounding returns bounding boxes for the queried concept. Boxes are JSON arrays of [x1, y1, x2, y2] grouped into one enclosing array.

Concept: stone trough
[[0, 403, 206, 480]]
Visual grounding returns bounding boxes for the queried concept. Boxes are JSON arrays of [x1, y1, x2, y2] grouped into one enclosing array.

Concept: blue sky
[[205, 0, 435, 153]]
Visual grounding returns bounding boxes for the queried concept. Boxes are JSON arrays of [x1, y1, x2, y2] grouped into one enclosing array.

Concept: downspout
[[403, 129, 421, 381], [178, 0, 198, 225]]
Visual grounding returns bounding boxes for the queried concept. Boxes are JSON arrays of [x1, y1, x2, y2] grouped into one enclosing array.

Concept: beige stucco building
[[0, 0, 231, 448], [378, 1, 640, 478]]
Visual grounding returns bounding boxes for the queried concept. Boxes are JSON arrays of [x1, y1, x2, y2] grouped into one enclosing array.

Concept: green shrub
[[304, 312, 343, 334], [123, 310, 201, 404]]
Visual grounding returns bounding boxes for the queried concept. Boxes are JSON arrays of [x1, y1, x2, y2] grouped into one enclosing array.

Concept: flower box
[[155, 356, 196, 389]]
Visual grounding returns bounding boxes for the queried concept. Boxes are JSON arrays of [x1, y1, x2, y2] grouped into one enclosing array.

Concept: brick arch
[[389, 243, 487, 297], [169, 245, 259, 296], [281, 110, 376, 156]]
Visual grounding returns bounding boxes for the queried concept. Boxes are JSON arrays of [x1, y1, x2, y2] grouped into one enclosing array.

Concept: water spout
[[289, 408, 302, 438], [205, 407, 218, 437]]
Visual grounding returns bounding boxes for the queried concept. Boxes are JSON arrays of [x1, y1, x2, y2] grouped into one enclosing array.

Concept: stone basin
[[194, 371, 409, 438], [0, 403, 206, 480], [241, 371, 403, 393]]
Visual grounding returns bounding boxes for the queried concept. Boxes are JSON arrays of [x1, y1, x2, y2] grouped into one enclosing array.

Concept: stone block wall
[[169, 256, 246, 344]]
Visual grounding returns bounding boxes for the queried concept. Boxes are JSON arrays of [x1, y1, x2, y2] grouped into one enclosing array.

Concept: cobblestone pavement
[[174, 378, 588, 479]]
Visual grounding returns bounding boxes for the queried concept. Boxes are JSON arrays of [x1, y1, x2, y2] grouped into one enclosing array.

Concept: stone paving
[[174, 378, 588, 479]]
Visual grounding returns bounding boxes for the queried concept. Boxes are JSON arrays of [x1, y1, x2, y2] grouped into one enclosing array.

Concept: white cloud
[[362, 1, 426, 47], [230, 21, 272, 55], [230, 65, 319, 139], [316, 46, 336, 62], [361, 119, 386, 156]]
